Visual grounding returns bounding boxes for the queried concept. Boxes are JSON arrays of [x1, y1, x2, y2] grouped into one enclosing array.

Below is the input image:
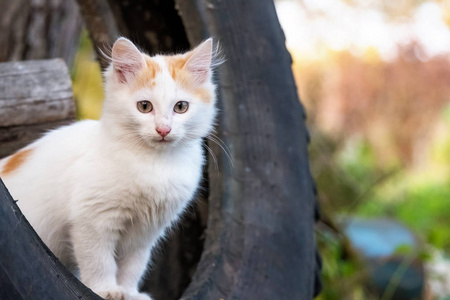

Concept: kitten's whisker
[[209, 133, 233, 157], [181, 132, 234, 169], [205, 136, 234, 168], [116, 133, 148, 149], [203, 142, 218, 171], [98, 47, 113, 63]]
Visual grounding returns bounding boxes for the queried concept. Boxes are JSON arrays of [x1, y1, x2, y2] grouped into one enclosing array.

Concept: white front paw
[[97, 286, 129, 300], [130, 292, 153, 300]]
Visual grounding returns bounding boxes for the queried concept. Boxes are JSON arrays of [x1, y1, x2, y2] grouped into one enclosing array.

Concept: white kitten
[[0, 37, 217, 300]]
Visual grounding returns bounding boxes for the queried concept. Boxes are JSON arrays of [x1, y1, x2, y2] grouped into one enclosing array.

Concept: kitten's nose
[[156, 126, 171, 138]]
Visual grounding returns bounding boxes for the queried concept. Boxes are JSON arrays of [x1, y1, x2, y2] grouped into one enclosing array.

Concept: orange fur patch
[[1, 149, 33, 176], [130, 56, 162, 91], [164, 55, 189, 81], [164, 55, 213, 103], [192, 87, 213, 103]]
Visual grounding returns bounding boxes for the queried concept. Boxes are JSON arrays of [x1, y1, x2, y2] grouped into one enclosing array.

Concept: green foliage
[[356, 107, 450, 251], [358, 174, 450, 251]]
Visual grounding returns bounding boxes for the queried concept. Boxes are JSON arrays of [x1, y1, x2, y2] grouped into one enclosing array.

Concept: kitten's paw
[[129, 293, 153, 300], [97, 287, 129, 300]]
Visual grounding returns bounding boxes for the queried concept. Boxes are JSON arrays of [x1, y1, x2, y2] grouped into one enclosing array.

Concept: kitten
[[0, 37, 217, 300]]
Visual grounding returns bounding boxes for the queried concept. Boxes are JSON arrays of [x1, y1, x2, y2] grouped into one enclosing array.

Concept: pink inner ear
[[112, 38, 145, 83], [185, 39, 213, 84], [187, 65, 209, 84], [115, 60, 142, 83]]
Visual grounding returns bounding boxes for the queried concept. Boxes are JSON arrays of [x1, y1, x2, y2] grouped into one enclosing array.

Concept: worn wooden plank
[[0, 59, 75, 158], [0, 59, 75, 127]]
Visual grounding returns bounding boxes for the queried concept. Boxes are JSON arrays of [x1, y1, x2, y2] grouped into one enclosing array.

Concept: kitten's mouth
[[158, 138, 171, 143]]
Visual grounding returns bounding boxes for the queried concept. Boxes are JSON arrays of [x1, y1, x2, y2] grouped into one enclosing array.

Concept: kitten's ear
[[111, 37, 145, 83], [184, 38, 213, 84]]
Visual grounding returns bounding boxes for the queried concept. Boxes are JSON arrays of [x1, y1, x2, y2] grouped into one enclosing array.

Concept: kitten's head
[[102, 37, 218, 150]]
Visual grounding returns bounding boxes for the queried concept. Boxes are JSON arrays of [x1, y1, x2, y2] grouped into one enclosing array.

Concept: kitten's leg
[[116, 232, 155, 300], [71, 223, 126, 300]]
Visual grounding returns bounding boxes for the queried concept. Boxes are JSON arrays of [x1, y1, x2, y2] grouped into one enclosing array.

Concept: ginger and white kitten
[[0, 37, 217, 300]]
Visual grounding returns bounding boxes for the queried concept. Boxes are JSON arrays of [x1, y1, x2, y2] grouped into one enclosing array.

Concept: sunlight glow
[[276, 0, 450, 60]]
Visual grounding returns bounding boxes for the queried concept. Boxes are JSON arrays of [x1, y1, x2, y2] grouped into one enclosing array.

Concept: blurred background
[[276, 0, 450, 299], [69, 0, 450, 299]]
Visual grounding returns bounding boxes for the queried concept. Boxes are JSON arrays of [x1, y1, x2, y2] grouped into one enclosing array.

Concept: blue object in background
[[345, 218, 417, 258], [343, 218, 424, 300]]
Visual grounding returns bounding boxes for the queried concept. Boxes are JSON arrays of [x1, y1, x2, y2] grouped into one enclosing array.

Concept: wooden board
[[0, 59, 75, 157]]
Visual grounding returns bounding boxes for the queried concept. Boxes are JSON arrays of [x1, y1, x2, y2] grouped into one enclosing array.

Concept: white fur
[[0, 38, 216, 300]]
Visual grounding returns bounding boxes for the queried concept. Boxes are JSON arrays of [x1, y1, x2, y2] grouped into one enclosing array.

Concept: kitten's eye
[[174, 101, 189, 114], [137, 101, 153, 113]]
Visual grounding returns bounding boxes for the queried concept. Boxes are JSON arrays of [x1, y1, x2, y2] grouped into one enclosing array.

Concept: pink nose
[[156, 126, 171, 138]]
